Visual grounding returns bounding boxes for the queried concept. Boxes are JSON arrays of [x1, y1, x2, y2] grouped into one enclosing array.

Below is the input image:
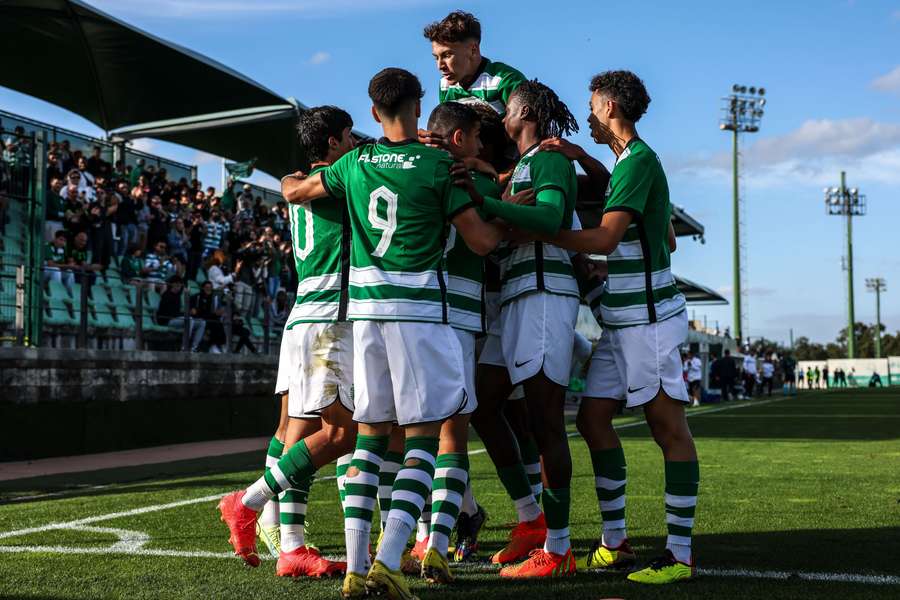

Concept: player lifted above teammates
[[460, 80, 583, 578], [424, 10, 525, 116], [281, 68, 505, 600], [218, 106, 359, 577], [543, 70, 698, 585]]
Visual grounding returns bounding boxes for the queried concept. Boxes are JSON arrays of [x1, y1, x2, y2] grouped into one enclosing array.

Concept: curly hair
[[423, 11, 481, 44], [510, 80, 579, 139], [588, 70, 651, 123]]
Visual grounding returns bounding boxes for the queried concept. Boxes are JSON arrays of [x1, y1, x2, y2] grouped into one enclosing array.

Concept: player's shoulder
[[485, 59, 526, 81], [532, 148, 575, 172], [471, 169, 501, 196], [620, 139, 659, 166]]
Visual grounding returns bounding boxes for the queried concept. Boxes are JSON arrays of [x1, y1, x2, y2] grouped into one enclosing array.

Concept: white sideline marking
[[0, 544, 239, 560]]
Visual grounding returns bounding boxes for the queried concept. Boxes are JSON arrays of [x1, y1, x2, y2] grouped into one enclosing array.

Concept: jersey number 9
[[368, 186, 398, 258]]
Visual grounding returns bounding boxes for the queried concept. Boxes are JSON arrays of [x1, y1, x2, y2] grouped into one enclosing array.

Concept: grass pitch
[[1, 388, 898, 599]]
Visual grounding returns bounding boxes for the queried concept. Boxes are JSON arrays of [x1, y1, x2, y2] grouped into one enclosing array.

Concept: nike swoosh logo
[[627, 385, 649, 394], [514, 358, 534, 368]]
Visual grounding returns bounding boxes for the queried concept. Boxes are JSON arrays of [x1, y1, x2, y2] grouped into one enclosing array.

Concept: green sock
[[542, 487, 571, 555], [664, 460, 699, 564], [428, 452, 469, 556], [336, 453, 353, 512], [519, 436, 543, 502], [498, 462, 542, 523], [590, 447, 627, 547], [264, 439, 317, 493]]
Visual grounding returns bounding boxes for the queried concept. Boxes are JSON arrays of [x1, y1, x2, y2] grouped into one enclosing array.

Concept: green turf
[[1, 388, 898, 599]]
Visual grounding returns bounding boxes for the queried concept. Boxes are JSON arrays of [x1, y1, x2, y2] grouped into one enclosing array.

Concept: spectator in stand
[[145, 196, 169, 250], [266, 289, 289, 329], [761, 355, 775, 396], [231, 312, 257, 354], [719, 349, 737, 401], [186, 212, 205, 280], [156, 276, 205, 351], [684, 350, 703, 406], [203, 209, 226, 258], [120, 245, 143, 283], [86, 146, 109, 179], [115, 180, 138, 255], [62, 186, 88, 236], [42, 230, 75, 294], [191, 280, 226, 353], [67, 230, 101, 289], [205, 249, 241, 291], [743, 351, 758, 397], [142, 240, 173, 291], [129, 158, 145, 189], [86, 187, 115, 268], [44, 177, 66, 240], [166, 218, 190, 265], [822, 365, 830, 389], [237, 184, 254, 219], [74, 157, 96, 202]]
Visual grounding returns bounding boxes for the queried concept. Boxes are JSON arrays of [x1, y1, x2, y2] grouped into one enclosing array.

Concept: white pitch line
[[0, 544, 240, 560]]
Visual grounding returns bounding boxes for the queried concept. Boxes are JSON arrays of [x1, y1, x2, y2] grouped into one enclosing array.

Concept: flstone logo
[[359, 152, 422, 169]]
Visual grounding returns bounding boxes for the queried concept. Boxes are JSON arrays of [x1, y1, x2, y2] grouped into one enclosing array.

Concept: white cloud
[[88, 0, 440, 18], [672, 118, 900, 186], [872, 65, 900, 93], [308, 51, 331, 66]]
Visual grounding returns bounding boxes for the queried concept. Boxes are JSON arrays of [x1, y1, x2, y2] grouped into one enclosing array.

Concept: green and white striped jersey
[[322, 139, 474, 323], [439, 58, 526, 116], [599, 138, 685, 329], [493, 146, 580, 306], [287, 165, 350, 327], [445, 171, 499, 334]]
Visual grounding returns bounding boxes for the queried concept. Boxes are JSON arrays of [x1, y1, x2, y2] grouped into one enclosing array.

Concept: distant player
[[424, 11, 526, 116], [539, 70, 699, 584], [280, 68, 504, 600], [217, 106, 361, 578], [460, 80, 582, 578]]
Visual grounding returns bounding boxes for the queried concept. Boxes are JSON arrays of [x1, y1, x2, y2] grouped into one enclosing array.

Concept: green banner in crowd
[[224, 157, 257, 179]]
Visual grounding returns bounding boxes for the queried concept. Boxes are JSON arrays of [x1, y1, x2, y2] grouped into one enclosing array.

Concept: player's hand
[[451, 162, 484, 205], [505, 226, 538, 247], [462, 157, 498, 181], [418, 129, 447, 149], [539, 137, 585, 161], [505, 188, 536, 206]]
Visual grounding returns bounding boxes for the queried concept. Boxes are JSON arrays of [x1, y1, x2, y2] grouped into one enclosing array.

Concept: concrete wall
[[0, 348, 279, 460]]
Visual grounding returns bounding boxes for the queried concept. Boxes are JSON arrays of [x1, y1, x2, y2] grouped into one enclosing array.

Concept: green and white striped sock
[[375, 436, 438, 572], [428, 452, 469, 557], [497, 462, 542, 523], [378, 450, 403, 532], [542, 487, 571, 555], [259, 436, 284, 527], [591, 447, 627, 548], [336, 453, 353, 513], [519, 437, 543, 502], [665, 461, 699, 564], [344, 435, 389, 575], [243, 439, 315, 511], [279, 475, 312, 552]]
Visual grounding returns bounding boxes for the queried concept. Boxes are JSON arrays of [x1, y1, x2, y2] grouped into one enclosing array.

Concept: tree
[[793, 336, 828, 360]]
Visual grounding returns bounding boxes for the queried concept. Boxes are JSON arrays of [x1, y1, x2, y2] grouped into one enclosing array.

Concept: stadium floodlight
[[865, 277, 887, 359], [719, 83, 768, 343], [824, 172, 868, 358]]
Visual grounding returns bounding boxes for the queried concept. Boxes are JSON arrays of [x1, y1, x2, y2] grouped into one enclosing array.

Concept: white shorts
[[584, 310, 690, 408], [353, 321, 467, 426], [276, 321, 354, 418], [455, 329, 479, 415]]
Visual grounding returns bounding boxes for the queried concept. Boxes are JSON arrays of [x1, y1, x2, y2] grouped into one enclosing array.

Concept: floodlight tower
[[865, 277, 886, 359], [824, 173, 867, 358], [720, 84, 767, 344]]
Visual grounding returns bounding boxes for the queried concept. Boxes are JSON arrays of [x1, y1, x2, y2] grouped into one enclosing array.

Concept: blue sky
[[3, 0, 898, 344]]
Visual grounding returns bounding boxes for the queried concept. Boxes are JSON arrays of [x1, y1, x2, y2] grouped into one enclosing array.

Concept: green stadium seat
[[43, 295, 77, 327], [114, 305, 136, 330], [47, 279, 72, 299], [195, 269, 207, 284], [88, 288, 118, 329]]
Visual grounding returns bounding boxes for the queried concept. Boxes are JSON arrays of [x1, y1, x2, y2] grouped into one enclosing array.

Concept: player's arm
[[281, 171, 327, 204], [548, 210, 633, 255], [668, 220, 677, 252], [451, 207, 504, 256], [539, 138, 610, 197]]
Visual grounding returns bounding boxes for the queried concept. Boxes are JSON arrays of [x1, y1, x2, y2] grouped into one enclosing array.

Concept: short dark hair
[[510, 80, 579, 139], [426, 102, 479, 137], [423, 11, 481, 44], [368, 68, 424, 119], [296, 105, 351, 162], [469, 102, 515, 172], [589, 70, 651, 123]]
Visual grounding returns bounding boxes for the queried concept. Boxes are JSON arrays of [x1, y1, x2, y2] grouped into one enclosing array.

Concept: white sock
[[281, 524, 305, 553], [345, 527, 371, 575], [514, 494, 542, 523], [376, 517, 413, 572], [602, 527, 626, 549], [543, 526, 571, 555], [416, 518, 430, 542], [242, 476, 274, 512], [668, 542, 692, 564], [428, 530, 450, 557], [460, 480, 478, 516]]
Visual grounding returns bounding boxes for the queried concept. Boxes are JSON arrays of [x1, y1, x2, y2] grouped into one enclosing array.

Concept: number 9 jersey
[[321, 137, 475, 323]]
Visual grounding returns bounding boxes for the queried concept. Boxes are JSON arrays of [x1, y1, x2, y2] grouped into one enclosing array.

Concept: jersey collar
[[460, 57, 490, 90], [377, 137, 418, 147]]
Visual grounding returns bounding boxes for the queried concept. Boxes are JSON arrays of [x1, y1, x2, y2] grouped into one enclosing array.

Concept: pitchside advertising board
[[799, 358, 890, 387]]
